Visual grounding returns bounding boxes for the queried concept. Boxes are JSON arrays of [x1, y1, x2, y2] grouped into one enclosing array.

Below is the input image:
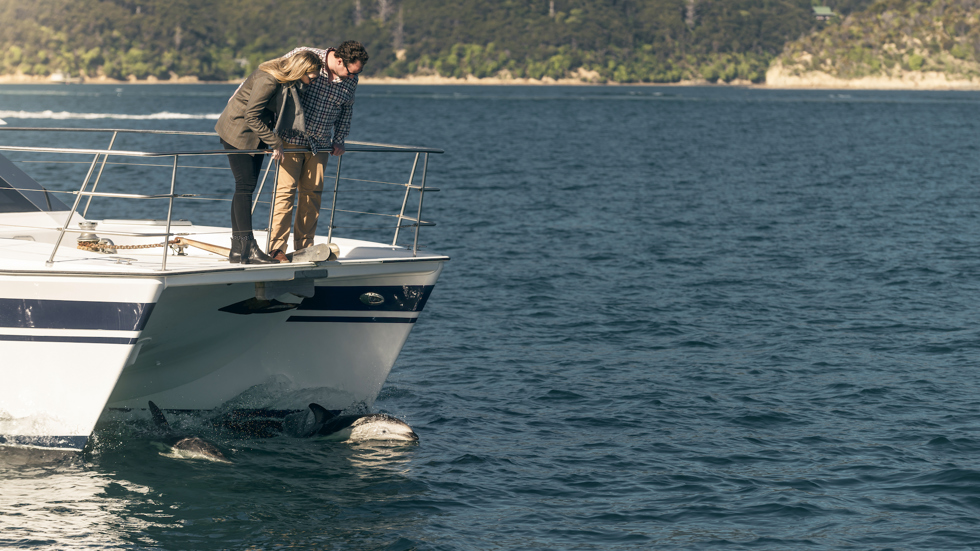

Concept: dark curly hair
[[335, 41, 369, 66]]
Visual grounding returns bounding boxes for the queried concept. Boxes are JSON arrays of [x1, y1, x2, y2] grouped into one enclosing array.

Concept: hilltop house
[[812, 6, 836, 21]]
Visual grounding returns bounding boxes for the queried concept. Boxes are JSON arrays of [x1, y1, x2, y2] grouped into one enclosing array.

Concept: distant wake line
[[0, 110, 220, 120]]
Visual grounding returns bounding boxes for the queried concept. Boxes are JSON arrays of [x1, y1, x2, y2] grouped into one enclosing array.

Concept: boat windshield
[[0, 152, 69, 213]]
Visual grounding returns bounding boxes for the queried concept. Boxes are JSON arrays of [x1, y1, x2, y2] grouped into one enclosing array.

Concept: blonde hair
[[257, 51, 322, 84]]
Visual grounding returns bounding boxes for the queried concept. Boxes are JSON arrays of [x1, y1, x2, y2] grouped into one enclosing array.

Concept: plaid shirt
[[279, 47, 358, 154]]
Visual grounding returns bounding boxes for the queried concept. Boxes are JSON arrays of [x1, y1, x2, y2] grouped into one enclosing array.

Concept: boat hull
[[0, 259, 443, 450], [0, 130, 448, 451], [106, 260, 444, 411], [0, 276, 163, 450]]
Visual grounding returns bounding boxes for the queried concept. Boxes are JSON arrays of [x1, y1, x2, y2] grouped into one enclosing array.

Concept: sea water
[[3, 84, 980, 549]]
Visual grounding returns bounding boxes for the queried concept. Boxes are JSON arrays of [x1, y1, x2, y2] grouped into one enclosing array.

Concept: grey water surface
[[3, 84, 980, 549]]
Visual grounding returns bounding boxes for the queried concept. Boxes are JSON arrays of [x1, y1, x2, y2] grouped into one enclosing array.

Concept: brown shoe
[[270, 249, 290, 263]]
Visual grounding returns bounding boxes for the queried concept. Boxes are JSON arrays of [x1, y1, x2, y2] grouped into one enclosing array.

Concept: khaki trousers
[[270, 151, 326, 253]]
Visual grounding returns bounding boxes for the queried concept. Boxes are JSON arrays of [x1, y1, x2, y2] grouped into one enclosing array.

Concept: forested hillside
[[0, 0, 875, 83], [773, 0, 980, 81]]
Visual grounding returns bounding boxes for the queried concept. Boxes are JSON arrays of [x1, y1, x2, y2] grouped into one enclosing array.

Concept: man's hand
[[331, 143, 345, 156], [271, 146, 284, 161]]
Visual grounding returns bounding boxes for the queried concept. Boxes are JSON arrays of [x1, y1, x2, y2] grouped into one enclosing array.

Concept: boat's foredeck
[[0, 127, 446, 280], [0, 219, 447, 279]]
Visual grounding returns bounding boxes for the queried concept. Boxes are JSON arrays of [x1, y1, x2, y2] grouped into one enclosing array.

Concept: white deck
[[0, 215, 444, 277]]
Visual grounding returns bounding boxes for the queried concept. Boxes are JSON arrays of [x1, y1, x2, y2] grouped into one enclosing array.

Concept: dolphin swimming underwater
[[304, 403, 419, 442], [148, 401, 231, 463]]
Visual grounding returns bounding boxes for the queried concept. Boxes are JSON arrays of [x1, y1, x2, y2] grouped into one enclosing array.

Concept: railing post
[[252, 154, 274, 214], [392, 152, 419, 246], [82, 130, 118, 217], [412, 153, 428, 257], [265, 157, 279, 252], [160, 155, 178, 271], [326, 155, 342, 244], [46, 154, 101, 267]]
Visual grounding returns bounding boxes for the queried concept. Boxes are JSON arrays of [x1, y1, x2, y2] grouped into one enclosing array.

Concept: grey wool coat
[[215, 70, 306, 151]]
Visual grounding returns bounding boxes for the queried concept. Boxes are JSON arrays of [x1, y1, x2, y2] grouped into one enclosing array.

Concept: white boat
[[0, 127, 446, 450]]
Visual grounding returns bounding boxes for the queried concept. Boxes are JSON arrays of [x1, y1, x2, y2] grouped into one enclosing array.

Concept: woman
[[215, 51, 322, 264]]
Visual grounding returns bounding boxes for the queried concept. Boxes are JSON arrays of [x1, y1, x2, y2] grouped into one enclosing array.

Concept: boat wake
[[0, 110, 219, 120]]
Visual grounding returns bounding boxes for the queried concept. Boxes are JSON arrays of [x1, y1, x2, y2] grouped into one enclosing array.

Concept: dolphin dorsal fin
[[309, 403, 336, 425], [148, 401, 171, 431]]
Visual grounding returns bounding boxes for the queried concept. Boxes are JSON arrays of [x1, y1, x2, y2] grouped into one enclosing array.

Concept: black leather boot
[[228, 235, 247, 263], [243, 237, 279, 264]]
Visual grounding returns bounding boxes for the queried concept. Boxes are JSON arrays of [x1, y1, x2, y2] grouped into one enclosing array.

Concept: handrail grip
[[72, 191, 196, 199], [0, 127, 219, 136], [57, 229, 177, 237], [0, 145, 443, 156], [0, 127, 444, 154]]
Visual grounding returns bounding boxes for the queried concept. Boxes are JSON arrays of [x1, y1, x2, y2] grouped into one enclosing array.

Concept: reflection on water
[[0, 451, 159, 548], [0, 427, 428, 549], [345, 442, 417, 476], [0, 383, 427, 548]]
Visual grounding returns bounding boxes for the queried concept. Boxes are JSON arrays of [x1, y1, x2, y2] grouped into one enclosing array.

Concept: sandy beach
[[764, 61, 980, 90]]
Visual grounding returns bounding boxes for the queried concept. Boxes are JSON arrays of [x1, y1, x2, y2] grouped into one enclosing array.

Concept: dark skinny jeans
[[222, 138, 268, 237]]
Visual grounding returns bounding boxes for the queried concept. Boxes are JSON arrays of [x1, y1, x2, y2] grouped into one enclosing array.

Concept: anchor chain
[[77, 240, 180, 252], [77, 233, 194, 255]]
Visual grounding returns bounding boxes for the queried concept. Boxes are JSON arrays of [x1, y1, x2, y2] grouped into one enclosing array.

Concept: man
[[268, 40, 369, 262]]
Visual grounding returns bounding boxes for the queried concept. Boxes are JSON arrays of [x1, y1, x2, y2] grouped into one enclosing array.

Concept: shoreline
[[4, 71, 980, 90], [0, 72, 729, 87], [763, 61, 980, 91]]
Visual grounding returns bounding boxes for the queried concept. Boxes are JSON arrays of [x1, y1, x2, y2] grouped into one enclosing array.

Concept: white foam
[[0, 118, 6, 125], [0, 110, 219, 121]]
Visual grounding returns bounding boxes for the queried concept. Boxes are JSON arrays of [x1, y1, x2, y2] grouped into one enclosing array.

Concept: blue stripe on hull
[[0, 334, 137, 344], [296, 286, 435, 312], [219, 286, 435, 317], [286, 316, 418, 323], [0, 299, 154, 331], [0, 434, 88, 450]]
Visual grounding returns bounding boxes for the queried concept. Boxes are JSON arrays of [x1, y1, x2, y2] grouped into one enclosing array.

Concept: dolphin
[[148, 401, 231, 463], [305, 403, 419, 443]]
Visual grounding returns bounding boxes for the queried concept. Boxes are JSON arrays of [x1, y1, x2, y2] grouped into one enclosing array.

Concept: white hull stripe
[[0, 334, 137, 344], [0, 435, 88, 450]]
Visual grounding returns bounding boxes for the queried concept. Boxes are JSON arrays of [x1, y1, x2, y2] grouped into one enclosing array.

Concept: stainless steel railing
[[0, 127, 442, 270]]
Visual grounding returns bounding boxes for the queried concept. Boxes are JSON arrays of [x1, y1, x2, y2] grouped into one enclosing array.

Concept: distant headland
[[4, 0, 980, 90]]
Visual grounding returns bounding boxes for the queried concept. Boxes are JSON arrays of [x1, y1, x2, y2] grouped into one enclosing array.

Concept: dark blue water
[[4, 84, 980, 549]]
